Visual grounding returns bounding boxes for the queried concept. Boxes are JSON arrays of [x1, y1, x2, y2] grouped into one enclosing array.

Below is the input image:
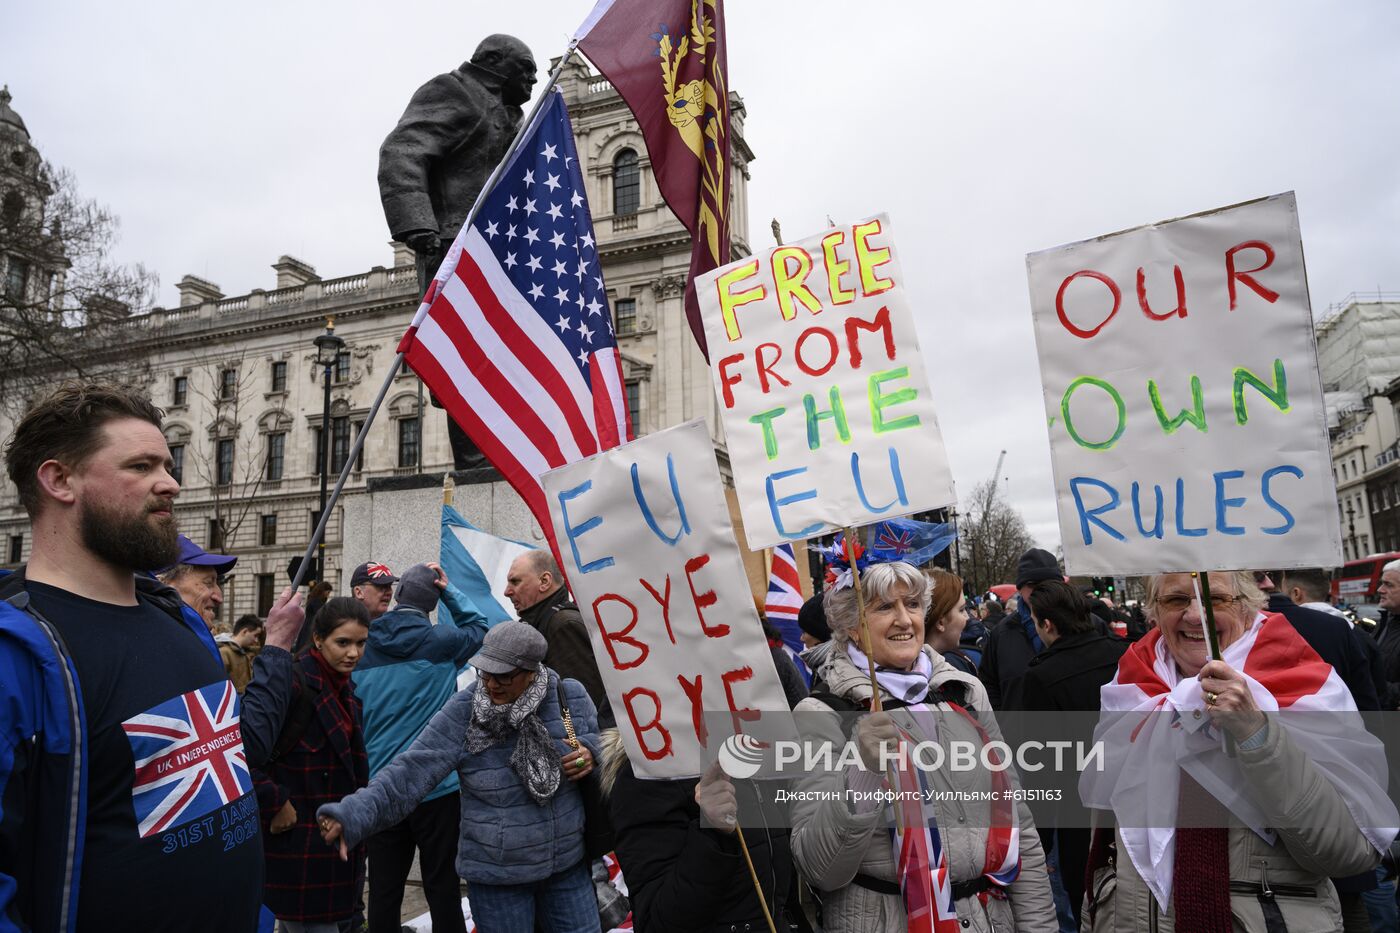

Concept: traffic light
[[1105, 578, 1116, 596], [1091, 576, 1105, 597]]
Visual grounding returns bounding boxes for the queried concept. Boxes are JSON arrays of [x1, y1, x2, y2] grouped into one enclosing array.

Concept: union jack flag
[[764, 543, 809, 684], [122, 680, 252, 838], [890, 707, 1019, 932]]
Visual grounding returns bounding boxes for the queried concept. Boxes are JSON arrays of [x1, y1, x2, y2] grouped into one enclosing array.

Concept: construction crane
[[989, 449, 1007, 496]]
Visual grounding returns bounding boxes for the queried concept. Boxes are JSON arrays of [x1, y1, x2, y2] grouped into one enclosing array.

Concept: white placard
[[542, 420, 790, 779], [696, 213, 955, 550], [1026, 192, 1342, 575]]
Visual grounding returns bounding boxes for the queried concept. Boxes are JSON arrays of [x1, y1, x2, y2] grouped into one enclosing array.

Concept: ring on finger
[[1205, 691, 1219, 705]]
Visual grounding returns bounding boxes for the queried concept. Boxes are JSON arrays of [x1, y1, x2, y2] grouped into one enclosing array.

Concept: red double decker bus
[[1334, 552, 1400, 607]]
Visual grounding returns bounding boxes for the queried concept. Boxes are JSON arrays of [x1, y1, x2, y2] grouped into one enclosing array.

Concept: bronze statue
[[378, 34, 538, 474]]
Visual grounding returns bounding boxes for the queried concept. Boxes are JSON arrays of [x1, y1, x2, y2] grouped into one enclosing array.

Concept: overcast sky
[[6, 2, 1399, 553]]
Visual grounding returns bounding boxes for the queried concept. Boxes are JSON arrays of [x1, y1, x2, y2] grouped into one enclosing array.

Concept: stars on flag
[[466, 96, 617, 382]]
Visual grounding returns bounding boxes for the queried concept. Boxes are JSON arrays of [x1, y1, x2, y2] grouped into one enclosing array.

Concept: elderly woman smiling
[[790, 559, 1055, 933], [1081, 571, 1397, 932]]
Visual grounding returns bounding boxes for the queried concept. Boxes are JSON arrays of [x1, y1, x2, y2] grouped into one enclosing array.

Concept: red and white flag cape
[[1080, 613, 1397, 907]]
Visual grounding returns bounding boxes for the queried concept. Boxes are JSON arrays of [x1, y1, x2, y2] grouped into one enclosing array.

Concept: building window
[[8, 535, 21, 564], [331, 417, 351, 472], [265, 432, 285, 481], [334, 351, 351, 384], [4, 257, 29, 301], [256, 574, 276, 617], [398, 417, 420, 468], [270, 360, 287, 393], [614, 298, 636, 336], [260, 513, 277, 546], [613, 149, 639, 216], [220, 368, 237, 401], [169, 444, 185, 484], [172, 375, 188, 406], [208, 518, 225, 551], [216, 438, 234, 486], [625, 381, 641, 432]]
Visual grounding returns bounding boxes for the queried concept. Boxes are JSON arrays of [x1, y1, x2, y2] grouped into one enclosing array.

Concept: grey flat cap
[[470, 621, 547, 674]]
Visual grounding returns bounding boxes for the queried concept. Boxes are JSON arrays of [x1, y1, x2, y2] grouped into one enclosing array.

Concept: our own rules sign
[[1026, 193, 1343, 575]]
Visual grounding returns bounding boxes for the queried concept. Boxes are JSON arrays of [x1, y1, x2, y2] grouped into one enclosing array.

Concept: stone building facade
[[0, 63, 757, 623]]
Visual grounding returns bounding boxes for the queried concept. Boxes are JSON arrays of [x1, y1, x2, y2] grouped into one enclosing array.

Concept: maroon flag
[[577, 0, 731, 358]]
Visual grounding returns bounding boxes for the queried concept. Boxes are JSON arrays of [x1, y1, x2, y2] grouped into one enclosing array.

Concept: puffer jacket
[[790, 641, 1056, 933], [1093, 718, 1380, 932], [318, 669, 598, 886]]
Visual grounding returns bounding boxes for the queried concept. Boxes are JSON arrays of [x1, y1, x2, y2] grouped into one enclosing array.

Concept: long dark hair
[[304, 596, 370, 655]]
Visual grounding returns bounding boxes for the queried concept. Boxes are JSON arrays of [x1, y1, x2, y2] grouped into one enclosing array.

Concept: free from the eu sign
[[1026, 193, 1342, 575], [696, 213, 955, 550]]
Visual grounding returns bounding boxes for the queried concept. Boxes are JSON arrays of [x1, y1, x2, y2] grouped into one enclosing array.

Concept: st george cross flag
[[764, 543, 809, 683], [1081, 611, 1398, 907], [399, 90, 632, 548], [576, 0, 731, 358]]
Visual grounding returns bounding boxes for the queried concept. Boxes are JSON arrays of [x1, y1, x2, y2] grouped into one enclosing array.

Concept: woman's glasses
[[478, 668, 527, 686], [1155, 593, 1239, 612]]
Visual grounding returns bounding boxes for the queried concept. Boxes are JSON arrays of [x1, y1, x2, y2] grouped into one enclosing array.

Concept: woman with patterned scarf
[[789, 546, 1056, 933], [1080, 571, 1397, 932], [317, 622, 603, 933]]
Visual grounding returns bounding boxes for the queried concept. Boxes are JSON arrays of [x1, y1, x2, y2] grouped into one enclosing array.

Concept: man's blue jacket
[[353, 583, 492, 802]]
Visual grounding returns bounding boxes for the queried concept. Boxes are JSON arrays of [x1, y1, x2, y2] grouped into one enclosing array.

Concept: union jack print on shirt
[[122, 680, 252, 838]]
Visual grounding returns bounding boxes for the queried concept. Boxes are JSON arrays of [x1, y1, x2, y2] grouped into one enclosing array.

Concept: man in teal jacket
[[353, 561, 491, 933]]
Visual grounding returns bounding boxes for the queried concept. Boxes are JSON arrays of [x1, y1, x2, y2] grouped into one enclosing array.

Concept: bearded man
[[0, 383, 303, 931]]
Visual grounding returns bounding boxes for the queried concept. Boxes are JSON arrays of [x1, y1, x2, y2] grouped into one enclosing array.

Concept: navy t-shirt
[[26, 582, 262, 931]]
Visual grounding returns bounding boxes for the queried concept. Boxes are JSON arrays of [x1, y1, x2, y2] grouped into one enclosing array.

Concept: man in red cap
[[350, 560, 398, 621]]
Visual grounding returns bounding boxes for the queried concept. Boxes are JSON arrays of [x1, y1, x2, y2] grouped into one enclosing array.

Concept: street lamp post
[[1346, 500, 1358, 560], [313, 319, 346, 587]]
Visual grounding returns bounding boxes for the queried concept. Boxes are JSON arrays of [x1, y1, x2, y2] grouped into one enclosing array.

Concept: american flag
[[764, 543, 809, 683], [399, 89, 632, 540], [122, 680, 252, 838]]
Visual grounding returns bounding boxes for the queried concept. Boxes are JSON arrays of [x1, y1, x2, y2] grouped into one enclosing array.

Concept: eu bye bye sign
[[1027, 193, 1342, 575], [542, 420, 790, 779], [698, 214, 955, 550]]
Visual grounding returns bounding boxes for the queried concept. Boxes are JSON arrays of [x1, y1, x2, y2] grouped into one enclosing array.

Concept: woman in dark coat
[[254, 597, 371, 932]]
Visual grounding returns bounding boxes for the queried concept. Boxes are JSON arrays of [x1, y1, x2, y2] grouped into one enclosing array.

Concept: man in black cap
[[979, 547, 1060, 710]]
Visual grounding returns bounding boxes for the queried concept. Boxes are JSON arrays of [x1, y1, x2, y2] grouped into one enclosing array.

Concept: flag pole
[[288, 41, 583, 595]]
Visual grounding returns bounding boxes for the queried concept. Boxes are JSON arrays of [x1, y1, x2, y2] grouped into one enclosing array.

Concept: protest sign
[[696, 214, 955, 550], [542, 419, 791, 779], [1026, 192, 1342, 575]]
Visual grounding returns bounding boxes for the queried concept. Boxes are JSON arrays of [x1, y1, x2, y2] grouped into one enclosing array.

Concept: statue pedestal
[[340, 472, 546, 585]]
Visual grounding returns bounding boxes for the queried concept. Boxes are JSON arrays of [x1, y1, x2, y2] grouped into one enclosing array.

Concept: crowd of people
[[3, 381, 1400, 933]]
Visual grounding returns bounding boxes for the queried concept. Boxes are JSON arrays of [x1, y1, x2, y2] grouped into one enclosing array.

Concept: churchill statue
[[378, 34, 538, 474]]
